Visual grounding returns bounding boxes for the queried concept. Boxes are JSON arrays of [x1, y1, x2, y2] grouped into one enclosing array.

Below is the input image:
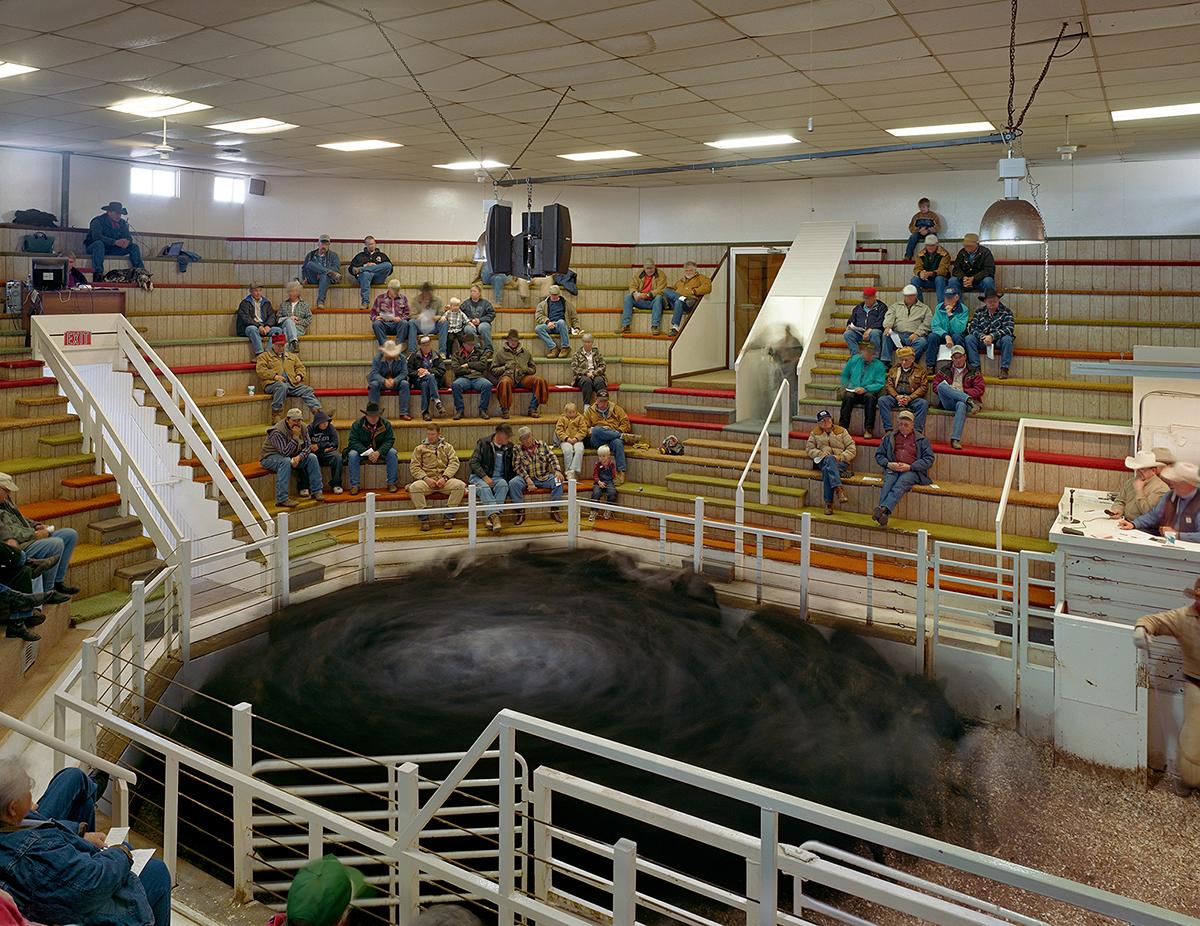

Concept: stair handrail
[[31, 325, 182, 554], [732, 377, 791, 571], [115, 318, 272, 542]]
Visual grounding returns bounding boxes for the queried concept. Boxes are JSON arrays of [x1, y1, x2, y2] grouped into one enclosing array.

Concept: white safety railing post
[[131, 581, 146, 721], [468, 484, 478, 551], [567, 475, 578, 550], [177, 539, 192, 663], [915, 529, 929, 676], [759, 439, 769, 506], [392, 762, 420, 926], [734, 485, 745, 579], [692, 497, 705, 573], [275, 511, 290, 609], [531, 770, 552, 900], [80, 638, 98, 754], [53, 701, 66, 772], [231, 702, 254, 902], [364, 493, 377, 583], [758, 809, 778, 926], [613, 838, 638, 926], [163, 755, 179, 880], [799, 512, 811, 619], [780, 378, 790, 449], [1017, 423, 1027, 493], [498, 721, 517, 926]]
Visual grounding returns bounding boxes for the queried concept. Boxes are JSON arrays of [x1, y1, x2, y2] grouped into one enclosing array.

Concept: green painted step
[[0, 452, 95, 475], [666, 473, 808, 501], [69, 582, 166, 626], [793, 396, 1127, 428], [38, 432, 84, 447]]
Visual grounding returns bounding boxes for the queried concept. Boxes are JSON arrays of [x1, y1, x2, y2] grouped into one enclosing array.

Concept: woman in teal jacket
[[924, 283, 970, 370], [838, 340, 887, 437]]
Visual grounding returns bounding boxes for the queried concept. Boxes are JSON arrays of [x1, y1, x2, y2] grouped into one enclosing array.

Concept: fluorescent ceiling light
[[886, 121, 995, 137], [108, 95, 212, 117], [557, 149, 640, 161], [705, 134, 799, 149], [1111, 102, 1200, 122], [0, 62, 38, 80], [434, 160, 507, 170], [208, 118, 297, 133], [318, 139, 403, 151]]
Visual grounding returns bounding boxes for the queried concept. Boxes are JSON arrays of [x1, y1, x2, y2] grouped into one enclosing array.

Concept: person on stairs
[[300, 235, 341, 308], [534, 286, 579, 357], [83, 201, 145, 282], [449, 331, 493, 420], [837, 339, 886, 438], [468, 423, 517, 534], [664, 261, 712, 336], [806, 409, 857, 515], [237, 281, 281, 356], [408, 425, 466, 532], [588, 446, 618, 523], [1118, 462, 1200, 542], [260, 409, 324, 509], [903, 197, 942, 260], [0, 543, 61, 643], [298, 411, 343, 496], [878, 346, 930, 434], [492, 330, 548, 420], [1134, 576, 1200, 794], [924, 283, 969, 370], [583, 391, 631, 486], [964, 286, 1014, 379], [371, 280, 411, 348], [511, 427, 565, 525], [1108, 448, 1169, 523], [882, 284, 931, 365], [0, 473, 78, 600], [368, 340, 413, 421], [571, 333, 607, 408], [555, 402, 588, 476], [347, 236, 393, 309], [258, 333, 321, 423], [346, 403, 400, 496], [873, 410, 934, 528], [619, 258, 667, 334], [461, 284, 496, 351], [843, 286, 887, 355], [277, 280, 313, 352], [932, 345, 984, 450], [910, 234, 951, 305], [408, 336, 446, 421], [948, 233, 996, 297]]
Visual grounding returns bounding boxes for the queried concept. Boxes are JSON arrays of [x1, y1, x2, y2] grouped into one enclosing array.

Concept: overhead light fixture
[[207, 118, 297, 134], [979, 155, 1044, 246], [434, 160, 507, 170], [557, 149, 640, 161], [108, 95, 212, 117], [1111, 102, 1200, 122], [0, 62, 38, 80], [886, 121, 995, 138], [318, 140, 403, 151], [704, 134, 799, 149]]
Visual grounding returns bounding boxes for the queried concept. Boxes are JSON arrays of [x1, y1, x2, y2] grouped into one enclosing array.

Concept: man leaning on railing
[[0, 758, 171, 926]]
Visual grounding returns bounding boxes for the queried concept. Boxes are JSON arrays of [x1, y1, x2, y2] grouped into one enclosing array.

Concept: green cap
[[286, 855, 368, 926]]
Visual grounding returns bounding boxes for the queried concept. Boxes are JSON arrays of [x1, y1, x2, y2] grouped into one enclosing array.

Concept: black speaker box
[[538, 204, 572, 275], [486, 204, 513, 274]]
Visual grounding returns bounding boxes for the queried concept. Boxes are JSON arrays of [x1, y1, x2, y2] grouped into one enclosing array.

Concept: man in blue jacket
[[0, 759, 171, 926], [873, 410, 934, 527], [83, 202, 144, 282]]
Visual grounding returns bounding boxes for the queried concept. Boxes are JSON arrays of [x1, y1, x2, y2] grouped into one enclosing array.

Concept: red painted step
[[0, 376, 56, 391], [628, 414, 727, 432]]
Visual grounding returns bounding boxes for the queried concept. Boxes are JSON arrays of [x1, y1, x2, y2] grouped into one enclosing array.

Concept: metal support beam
[[1070, 360, 1200, 380]]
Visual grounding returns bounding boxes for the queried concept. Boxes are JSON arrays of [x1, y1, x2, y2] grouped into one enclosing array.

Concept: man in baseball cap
[[843, 285, 886, 356], [882, 283, 931, 365], [301, 235, 341, 308], [910, 233, 951, 305], [283, 855, 370, 926]]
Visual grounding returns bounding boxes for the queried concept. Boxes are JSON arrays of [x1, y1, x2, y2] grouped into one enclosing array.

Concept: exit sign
[[63, 330, 92, 346]]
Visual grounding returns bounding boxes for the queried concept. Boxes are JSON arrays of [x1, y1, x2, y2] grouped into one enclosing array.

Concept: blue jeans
[[925, 333, 966, 368], [480, 267, 507, 303], [843, 327, 883, 354], [535, 319, 569, 351], [139, 858, 173, 926], [950, 274, 994, 296], [910, 274, 947, 304], [262, 453, 321, 503], [355, 261, 392, 306], [817, 455, 849, 504], [592, 481, 617, 503], [348, 448, 399, 489], [511, 473, 562, 505], [26, 527, 78, 589], [880, 471, 920, 513], [372, 318, 409, 347], [588, 426, 625, 471], [367, 374, 411, 414], [452, 376, 492, 414], [469, 321, 493, 351], [299, 449, 343, 491], [877, 395, 929, 433], [412, 373, 441, 413], [433, 318, 451, 355], [965, 332, 1014, 369], [936, 381, 972, 442], [904, 232, 927, 260], [469, 474, 511, 515], [279, 317, 301, 349], [265, 381, 320, 413], [621, 293, 665, 327], [30, 767, 97, 832], [663, 288, 697, 328], [87, 240, 143, 275], [302, 260, 337, 305], [245, 326, 282, 355], [882, 333, 928, 364]]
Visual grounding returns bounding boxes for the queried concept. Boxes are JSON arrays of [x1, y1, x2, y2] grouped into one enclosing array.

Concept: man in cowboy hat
[[368, 339, 412, 421], [1119, 462, 1200, 542], [257, 332, 321, 423], [964, 286, 1015, 379], [345, 402, 399, 495], [83, 201, 145, 282], [260, 409, 324, 508], [491, 330, 548, 419], [1108, 449, 1169, 522]]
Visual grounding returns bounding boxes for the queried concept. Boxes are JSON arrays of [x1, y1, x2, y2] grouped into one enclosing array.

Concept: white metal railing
[[994, 417, 1134, 550], [733, 375, 792, 576]]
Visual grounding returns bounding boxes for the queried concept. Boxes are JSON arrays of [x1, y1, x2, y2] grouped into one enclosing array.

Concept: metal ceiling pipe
[[496, 132, 1013, 186]]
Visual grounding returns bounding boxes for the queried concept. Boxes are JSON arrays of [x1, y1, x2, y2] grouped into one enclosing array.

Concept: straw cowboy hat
[[379, 340, 403, 358], [1124, 449, 1158, 471], [1162, 462, 1200, 488]]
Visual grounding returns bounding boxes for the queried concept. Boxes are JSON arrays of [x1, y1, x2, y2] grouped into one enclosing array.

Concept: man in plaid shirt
[[964, 286, 1015, 379], [511, 426, 564, 525]]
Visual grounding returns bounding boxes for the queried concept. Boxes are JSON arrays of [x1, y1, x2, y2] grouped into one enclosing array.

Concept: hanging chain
[[1003, 0, 1070, 138], [1006, 0, 1017, 132]]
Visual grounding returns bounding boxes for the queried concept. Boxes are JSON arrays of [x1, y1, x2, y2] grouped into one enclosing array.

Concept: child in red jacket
[[589, 445, 618, 522]]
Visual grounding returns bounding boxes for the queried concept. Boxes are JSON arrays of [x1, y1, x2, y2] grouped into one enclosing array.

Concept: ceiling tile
[[479, 42, 613, 73], [136, 29, 266, 65], [277, 24, 418, 63], [200, 48, 311, 79], [595, 18, 742, 56], [221, 3, 357, 44], [728, 0, 895, 36], [385, 1, 536, 40], [0, 70, 103, 95], [342, 45, 463, 79], [555, 0, 713, 40], [0, 34, 108, 68], [256, 64, 366, 93], [0, 0, 129, 29], [142, 0, 297, 25], [60, 9, 202, 49], [56, 50, 180, 81]]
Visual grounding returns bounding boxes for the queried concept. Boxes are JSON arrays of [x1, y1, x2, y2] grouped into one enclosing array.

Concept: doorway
[[729, 248, 787, 367]]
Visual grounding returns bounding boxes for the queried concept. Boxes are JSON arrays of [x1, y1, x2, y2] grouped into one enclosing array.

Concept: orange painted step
[[19, 492, 121, 522], [61, 474, 117, 489]]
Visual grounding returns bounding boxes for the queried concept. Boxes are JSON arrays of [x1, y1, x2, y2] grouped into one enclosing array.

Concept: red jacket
[[932, 364, 985, 402]]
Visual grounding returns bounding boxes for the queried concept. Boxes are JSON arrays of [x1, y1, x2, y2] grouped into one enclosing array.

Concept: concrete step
[[113, 557, 166, 592], [88, 515, 144, 546]]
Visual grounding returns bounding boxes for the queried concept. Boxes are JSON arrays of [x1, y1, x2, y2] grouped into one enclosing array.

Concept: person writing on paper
[[1108, 449, 1170, 522], [0, 758, 172, 926], [1118, 462, 1200, 542], [881, 284, 930, 366], [964, 287, 1014, 379], [805, 409, 856, 515], [924, 283, 969, 370], [932, 345, 984, 450], [1134, 576, 1200, 794]]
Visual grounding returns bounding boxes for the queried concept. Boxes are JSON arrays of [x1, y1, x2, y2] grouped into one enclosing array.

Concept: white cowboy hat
[[1124, 449, 1158, 471], [1162, 462, 1200, 488]]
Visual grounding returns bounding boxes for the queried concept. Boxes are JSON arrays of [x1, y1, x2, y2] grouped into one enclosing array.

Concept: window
[[213, 175, 246, 204], [130, 166, 178, 198]]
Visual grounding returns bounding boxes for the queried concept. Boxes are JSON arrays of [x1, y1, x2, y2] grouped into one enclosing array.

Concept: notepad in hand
[[131, 848, 155, 875], [936, 344, 952, 361], [105, 827, 129, 847]]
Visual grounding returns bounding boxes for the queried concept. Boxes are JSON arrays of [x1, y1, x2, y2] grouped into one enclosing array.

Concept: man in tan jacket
[[584, 390, 632, 484], [256, 332, 321, 422], [664, 261, 713, 336], [1135, 576, 1200, 792], [806, 409, 857, 514], [1108, 448, 1170, 522], [619, 258, 668, 334], [877, 347, 930, 433], [408, 424, 466, 531]]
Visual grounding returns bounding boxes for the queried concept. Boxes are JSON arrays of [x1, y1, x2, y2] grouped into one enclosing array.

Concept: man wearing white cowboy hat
[[368, 339, 412, 420], [1119, 461, 1200, 542], [83, 201, 145, 282], [1108, 448, 1169, 522]]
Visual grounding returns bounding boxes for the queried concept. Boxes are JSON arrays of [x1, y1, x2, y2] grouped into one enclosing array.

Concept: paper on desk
[[986, 343, 994, 360], [890, 332, 902, 348], [105, 827, 129, 847], [132, 849, 155, 875], [937, 344, 952, 361]]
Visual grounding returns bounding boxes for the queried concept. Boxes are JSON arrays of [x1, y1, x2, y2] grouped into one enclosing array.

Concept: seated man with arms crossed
[[492, 331, 549, 420], [371, 280, 410, 348], [619, 258, 667, 335], [407, 336, 446, 421], [277, 280, 313, 352], [663, 260, 712, 336], [236, 281, 280, 357], [449, 331, 493, 420], [369, 339, 413, 421], [873, 409, 934, 528], [877, 346, 929, 434], [346, 402, 399, 495], [534, 286, 579, 358], [469, 423, 517, 534], [300, 235, 340, 309], [964, 286, 1014, 379], [806, 409, 856, 515], [910, 234, 951, 305], [83, 201, 146, 282], [408, 424, 466, 531], [843, 286, 887, 355], [347, 236, 392, 309], [461, 284, 496, 351]]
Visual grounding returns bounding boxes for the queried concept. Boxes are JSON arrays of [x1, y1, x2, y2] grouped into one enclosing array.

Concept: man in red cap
[[843, 286, 887, 355]]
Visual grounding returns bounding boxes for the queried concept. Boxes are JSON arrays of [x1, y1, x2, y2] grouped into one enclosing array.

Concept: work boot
[[442, 514, 455, 530], [423, 411, 432, 421], [950, 439, 963, 450], [488, 514, 502, 534], [650, 326, 660, 336], [615, 472, 626, 486], [824, 502, 834, 515], [387, 484, 398, 493], [434, 399, 445, 417], [587, 510, 597, 524], [528, 405, 540, 418], [618, 325, 630, 334], [312, 491, 325, 501], [550, 509, 563, 523], [25, 610, 46, 627], [480, 409, 490, 420], [277, 499, 298, 509], [5, 622, 39, 642], [999, 368, 1010, 380], [514, 510, 526, 526], [420, 518, 432, 532], [501, 408, 510, 419], [46, 590, 71, 605], [545, 347, 556, 358], [835, 487, 849, 505], [26, 553, 60, 578], [2, 588, 49, 611], [453, 410, 464, 420], [670, 326, 679, 336]]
